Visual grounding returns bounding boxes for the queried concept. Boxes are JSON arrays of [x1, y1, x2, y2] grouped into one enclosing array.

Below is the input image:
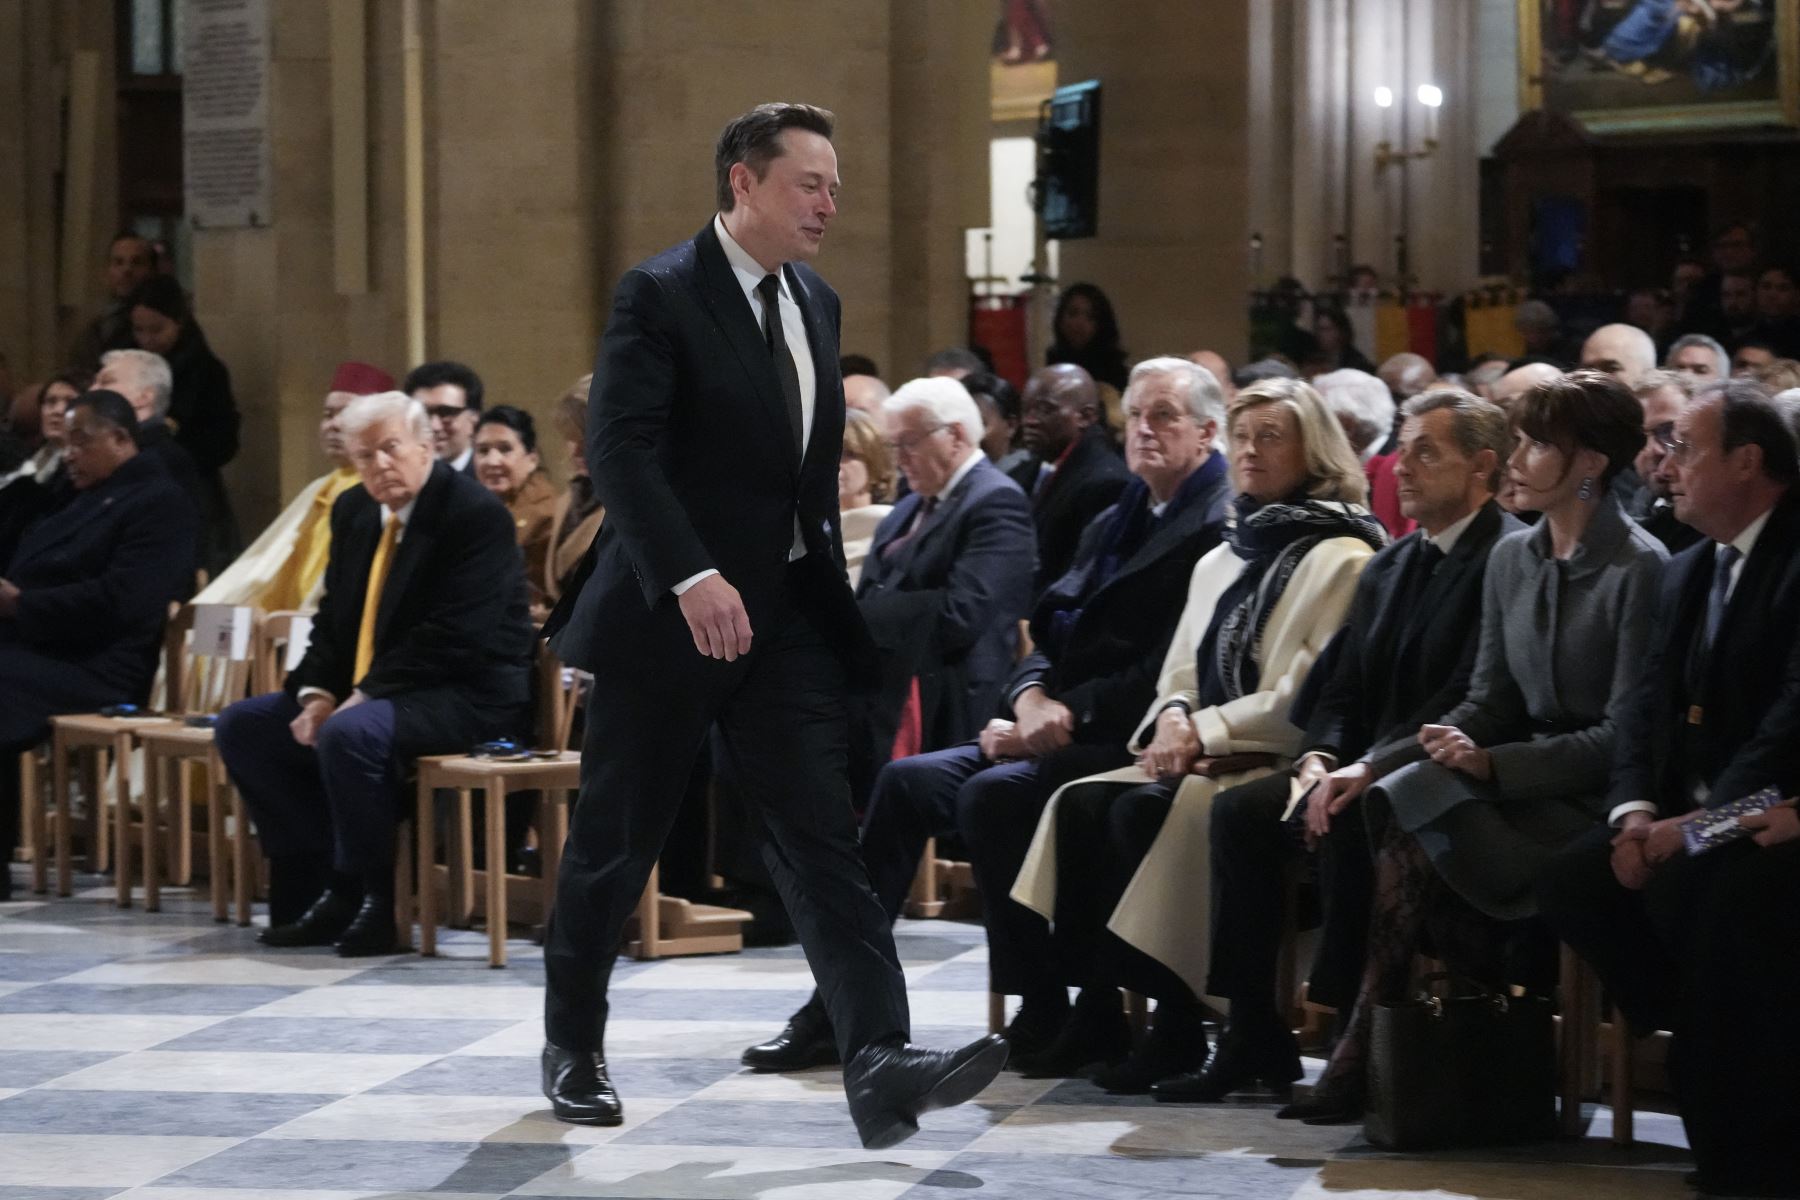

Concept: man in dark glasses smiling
[[402, 359, 484, 475]]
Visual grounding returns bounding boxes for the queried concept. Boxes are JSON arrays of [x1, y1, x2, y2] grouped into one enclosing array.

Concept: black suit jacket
[[855, 456, 1036, 759], [1030, 424, 1131, 591], [1303, 501, 1522, 765], [1008, 461, 1232, 746], [1610, 490, 1800, 815], [545, 220, 875, 681], [285, 460, 532, 760], [1, 452, 196, 701]]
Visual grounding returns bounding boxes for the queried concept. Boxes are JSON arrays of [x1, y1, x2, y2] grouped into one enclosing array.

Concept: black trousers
[[544, 575, 908, 1063], [1540, 827, 1800, 1191], [1206, 770, 1373, 1016]]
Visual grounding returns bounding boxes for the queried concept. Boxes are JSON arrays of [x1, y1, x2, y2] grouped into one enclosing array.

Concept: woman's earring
[[1577, 476, 1594, 501]]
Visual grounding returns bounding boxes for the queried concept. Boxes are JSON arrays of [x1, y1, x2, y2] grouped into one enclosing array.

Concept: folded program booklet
[[1682, 786, 1786, 855]]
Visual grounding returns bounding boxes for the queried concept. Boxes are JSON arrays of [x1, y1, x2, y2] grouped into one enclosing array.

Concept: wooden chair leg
[[988, 992, 1006, 1035], [207, 747, 228, 922], [81, 745, 103, 878], [142, 749, 162, 913], [1558, 944, 1592, 1137], [18, 750, 39, 870], [112, 733, 133, 908], [174, 757, 193, 886], [393, 819, 414, 951], [485, 775, 507, 968], [231, 787, 254, 926], [1608, 1005, 1635, 1147], [52, 733, 72, 896], [535, 790, 564, 945], [447, 788, 474, 927], [633, 863, 661, 960], [26, 748, 48, 895], [416, 774, 437, 957]]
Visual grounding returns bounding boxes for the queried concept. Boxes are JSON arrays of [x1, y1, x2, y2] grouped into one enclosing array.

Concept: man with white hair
[[93, 348, 205, 569], [216, 391, 533, 957], [743, 357, 1233, 1072], [1664, 333, 1729, 381], [1314, 369, 1395, 462], [1374, 353, 1436, 454], [840, 376, 1035, 829], [1581, 323, 1658, 388]]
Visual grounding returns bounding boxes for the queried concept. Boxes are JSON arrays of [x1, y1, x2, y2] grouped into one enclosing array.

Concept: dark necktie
[[1704, 544, 1741, 650], [881, 496, 938, 561], [756, 273, 805, 457]]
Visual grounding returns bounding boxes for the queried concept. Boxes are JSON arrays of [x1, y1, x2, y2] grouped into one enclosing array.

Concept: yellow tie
[[353, 514, 400, 684]]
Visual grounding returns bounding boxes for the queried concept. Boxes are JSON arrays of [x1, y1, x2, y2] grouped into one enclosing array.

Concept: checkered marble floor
[[0, 865, 1695, 1199]]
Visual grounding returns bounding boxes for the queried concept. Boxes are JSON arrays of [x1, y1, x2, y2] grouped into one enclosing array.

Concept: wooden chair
[[135, 605, 264, 914], [41, 604, 216, 904], [1556, 944, 1641, 1146], [415, 648, 586, 967]]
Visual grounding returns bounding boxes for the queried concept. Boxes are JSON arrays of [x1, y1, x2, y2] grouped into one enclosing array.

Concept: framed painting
[[1519, 0, 1800, 133]]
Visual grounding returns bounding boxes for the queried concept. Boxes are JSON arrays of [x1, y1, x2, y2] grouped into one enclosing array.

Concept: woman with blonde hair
[[1006, 376, 1385, 1089], [544, 374, 604, 606], [839, 407, 896, 586]]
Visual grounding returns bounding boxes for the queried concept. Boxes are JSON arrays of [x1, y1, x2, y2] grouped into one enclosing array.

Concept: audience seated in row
[[1019, 364, 1132, 591]]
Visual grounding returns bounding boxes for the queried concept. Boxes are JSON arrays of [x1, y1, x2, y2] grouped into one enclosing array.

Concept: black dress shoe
[[542, 1043, 623, 1126], [1089, 1004, 1208, 1095], [334, 895, 400, 957], [260, 888, 360, 947], [741, 1002, 839, 1072], [1275, 1079, 1365, 1124], [843, 1035, 1009, 1150], [1153, 1026, 1303, 1103], [1012, 989, 1132, 1079], [1001, 997, 1069, 1060]]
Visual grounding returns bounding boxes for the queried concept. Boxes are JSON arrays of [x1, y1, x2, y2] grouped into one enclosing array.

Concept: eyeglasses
[[1124, 405, 1190, 431], [1649, 421, 1676, 450], [883, 425, 946, 457], [425, 404, 468, 422], [1664, 438, 1702, 466]]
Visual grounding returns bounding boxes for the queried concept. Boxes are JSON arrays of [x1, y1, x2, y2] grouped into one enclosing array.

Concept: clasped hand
[[1137, 706, 1200, 779], [1304, 760, 1372, 848], [1418, 723, 1492, 780]]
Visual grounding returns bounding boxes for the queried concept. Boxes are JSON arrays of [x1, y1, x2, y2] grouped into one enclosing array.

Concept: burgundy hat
[[329, 361, 394, 395]]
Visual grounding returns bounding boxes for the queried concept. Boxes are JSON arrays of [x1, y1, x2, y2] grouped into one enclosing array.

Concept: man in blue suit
[[847, 375, 1036, 803], [0, 390, 196, 899], [539, 102, 1005, 1148]]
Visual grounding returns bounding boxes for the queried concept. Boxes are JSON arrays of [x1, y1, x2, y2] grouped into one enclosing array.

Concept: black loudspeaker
[[1034, 79, 1102, 240]]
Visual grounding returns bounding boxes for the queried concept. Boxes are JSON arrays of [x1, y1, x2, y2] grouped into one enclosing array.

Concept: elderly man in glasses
[[1627, 370, 1704, 554]]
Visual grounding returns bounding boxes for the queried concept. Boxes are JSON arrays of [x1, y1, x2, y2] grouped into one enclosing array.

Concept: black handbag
[[1365, 973, 1557, 1150]]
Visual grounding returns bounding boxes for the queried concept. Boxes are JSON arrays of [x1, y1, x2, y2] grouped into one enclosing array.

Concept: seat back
[[165, 603, 262, 716], [253, 609, 316, 695], [534, 641, 590, 751]]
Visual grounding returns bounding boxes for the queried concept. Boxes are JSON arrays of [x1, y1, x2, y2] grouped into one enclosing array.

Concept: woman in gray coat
[[1284, 370, 1668, 1122]]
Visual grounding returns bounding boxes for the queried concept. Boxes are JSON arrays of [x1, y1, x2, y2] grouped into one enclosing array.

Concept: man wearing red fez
[[196, 362, 395, 609]]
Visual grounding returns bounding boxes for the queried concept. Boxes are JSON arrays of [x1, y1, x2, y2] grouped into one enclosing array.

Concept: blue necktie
[[1704, 544, 1741, 650]]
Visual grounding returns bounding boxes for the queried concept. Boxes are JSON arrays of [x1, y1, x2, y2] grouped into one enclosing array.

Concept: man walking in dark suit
[[740, 357, 1233, 1072], [539, 103, 1006, 1150], [1155, 388, 1518, 1104], [1020, 364, 1131, 590], [0, 391, 197, 900], [1537, 380, 1800, 1198], [847, 375, 1036, 803], [216, 391, 532, 956]]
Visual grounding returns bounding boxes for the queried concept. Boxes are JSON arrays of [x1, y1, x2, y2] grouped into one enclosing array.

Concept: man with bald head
[[843, 373, 891, 420], [1019, 364, 1130, 589], [1491, 362, 1563, 515], [1186, 350, 1235, 405], [1581, 323, 1658, 388]]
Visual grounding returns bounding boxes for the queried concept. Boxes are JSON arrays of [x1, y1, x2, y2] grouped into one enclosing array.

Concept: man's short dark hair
[[961, 370, 1021, 424], [1699, 379, 1800, 485], [70, 389, 142, 445], [840, 353, 880, 378], [109, 231, 151, 253], [402, 360, 484, 413], [924, 346, 985, 376], [714, 103, 835, 213], [1403, 387, 1513, 492]]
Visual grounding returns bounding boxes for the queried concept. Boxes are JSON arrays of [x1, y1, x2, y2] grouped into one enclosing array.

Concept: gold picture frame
[[1519, 0, 1800, 133]]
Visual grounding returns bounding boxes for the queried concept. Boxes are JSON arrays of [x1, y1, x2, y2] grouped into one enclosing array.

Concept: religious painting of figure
[[1521, 0, 1798, 130]]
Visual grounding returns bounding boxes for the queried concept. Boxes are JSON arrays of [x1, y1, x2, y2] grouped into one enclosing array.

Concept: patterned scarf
[[1194, 493, 1387, 707]]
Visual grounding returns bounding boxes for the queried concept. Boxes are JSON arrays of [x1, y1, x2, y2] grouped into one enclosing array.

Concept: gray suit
[[1369, 495, 1667, 918]]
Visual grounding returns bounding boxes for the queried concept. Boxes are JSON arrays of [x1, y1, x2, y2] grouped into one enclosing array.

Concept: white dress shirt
[[449, 446, 473, 474], [672, 215, 820, 596]]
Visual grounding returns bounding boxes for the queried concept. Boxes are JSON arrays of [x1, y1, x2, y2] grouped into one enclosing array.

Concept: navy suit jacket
[[545, 221, 875, 683], [1610, 489, 1800, 814], [1030, 424, 1131, 592], [1, 452, 196, 706], [855, 455, 1035, 757]]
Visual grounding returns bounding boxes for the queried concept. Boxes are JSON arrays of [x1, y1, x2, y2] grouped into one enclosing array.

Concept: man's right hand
[[290, 696, 336, 748], [1610, 810, 1655, 890], [1013, 688, 1075, 756], [1305, 761, 1373, 847], [979, 719, 1027, 762], [678, 574, 753, 661]]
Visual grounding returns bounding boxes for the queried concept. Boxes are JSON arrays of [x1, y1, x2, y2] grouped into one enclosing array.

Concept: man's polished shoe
[[260, 888, 359, 947], [1275, 1079, 1364, 1125], [1000, 997, 1068, 1060], [1153, 1026, 1302, 1103], [333, 895, 399, 957], [741, 1003, 839, 1072], [541, 1044, 623, 1126], [843, 1035, 1009, 1150], [1011, 989, 1132, 1079]]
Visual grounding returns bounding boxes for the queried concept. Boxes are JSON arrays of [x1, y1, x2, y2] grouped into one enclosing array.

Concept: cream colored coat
[[1011, 533, 1374, 1000]]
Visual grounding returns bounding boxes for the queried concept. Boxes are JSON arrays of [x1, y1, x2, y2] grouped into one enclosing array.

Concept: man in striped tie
[[216, 391, 533, 956]]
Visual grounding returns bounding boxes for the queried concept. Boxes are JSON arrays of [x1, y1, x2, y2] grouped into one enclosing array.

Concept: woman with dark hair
[[1311, 307, 1375, 374], [1009, 377, 1385, 1089], [1048, 282, 1129, 395], [961, 369, 1030, 483], [474, 404, 558, 612], [1280, 368, 1667, 1123], [128, 274, 242, 573]]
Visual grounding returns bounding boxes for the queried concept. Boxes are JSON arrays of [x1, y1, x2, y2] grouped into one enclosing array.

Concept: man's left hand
[[0, 578, 18, 618]]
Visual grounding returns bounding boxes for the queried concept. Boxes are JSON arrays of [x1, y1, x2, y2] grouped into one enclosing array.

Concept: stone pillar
[[1049, 0, 1251, 362]]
